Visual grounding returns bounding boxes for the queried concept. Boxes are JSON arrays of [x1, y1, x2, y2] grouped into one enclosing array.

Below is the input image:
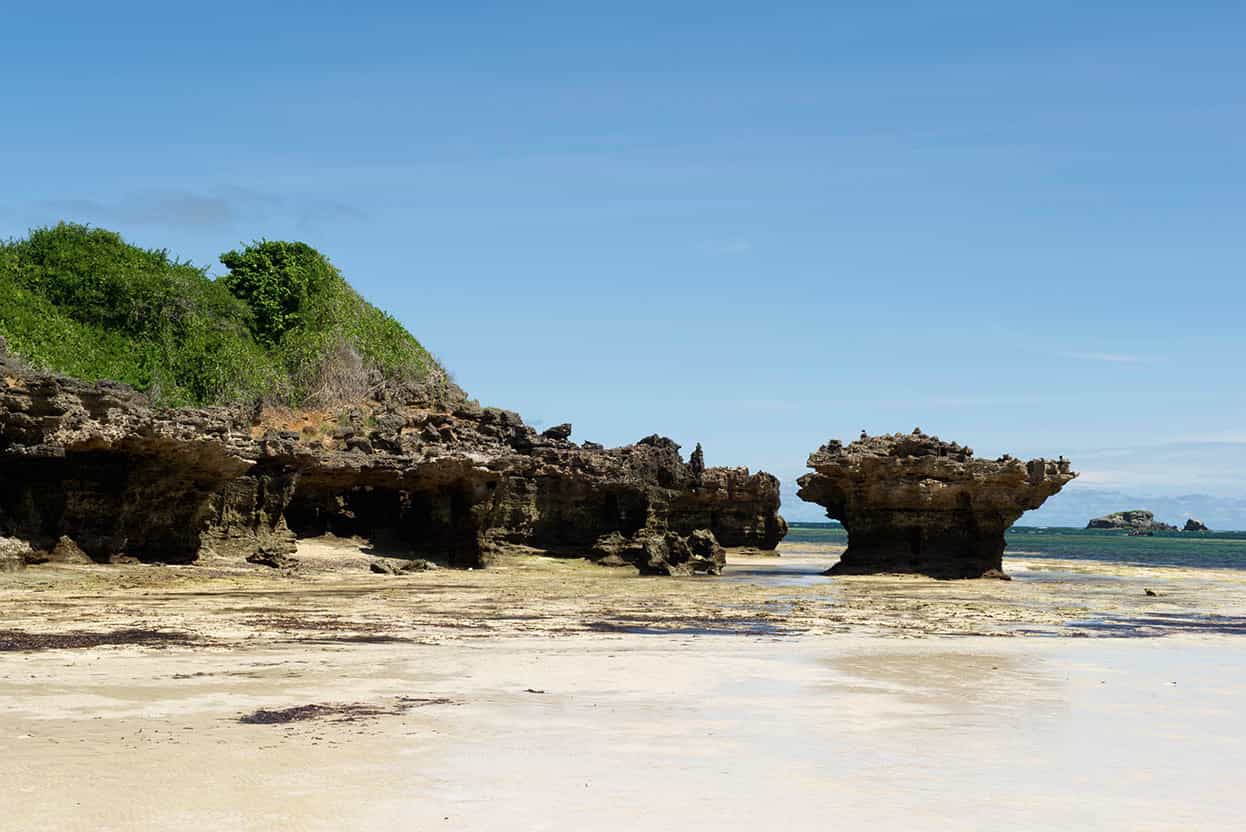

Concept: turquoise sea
[[786, 523, 1246, 570]]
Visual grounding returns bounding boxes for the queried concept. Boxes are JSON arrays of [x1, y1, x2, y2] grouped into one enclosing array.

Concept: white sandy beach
[[4, 540, 1246, 830], [3, 632, 1245, 831]]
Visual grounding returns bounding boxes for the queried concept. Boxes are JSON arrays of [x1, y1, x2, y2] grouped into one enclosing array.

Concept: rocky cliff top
[[801, 429, 1076, 516]]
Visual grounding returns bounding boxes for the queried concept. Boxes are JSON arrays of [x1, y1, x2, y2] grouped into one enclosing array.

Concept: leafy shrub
[[0, 224, 441, 408], [220, 239, 437, 406], [219, 240, 336, 346]]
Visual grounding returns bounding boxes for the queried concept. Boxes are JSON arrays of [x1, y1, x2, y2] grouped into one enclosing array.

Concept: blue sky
[[3, 2, 1244, 524]]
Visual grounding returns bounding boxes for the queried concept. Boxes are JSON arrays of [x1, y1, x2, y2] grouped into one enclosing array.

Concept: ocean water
[[786, 522, 1246, 571]]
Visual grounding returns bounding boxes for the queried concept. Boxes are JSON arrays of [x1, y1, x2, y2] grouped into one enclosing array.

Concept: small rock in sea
[[1144, 588, 1159, 597], [1089, 510, 1176, 532]]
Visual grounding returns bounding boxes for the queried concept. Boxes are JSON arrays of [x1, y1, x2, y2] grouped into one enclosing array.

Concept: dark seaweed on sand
[[0, 629, 194, 652]]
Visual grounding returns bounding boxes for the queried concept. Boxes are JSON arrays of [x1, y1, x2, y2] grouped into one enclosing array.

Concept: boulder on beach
[[589, 528, 727, 575]]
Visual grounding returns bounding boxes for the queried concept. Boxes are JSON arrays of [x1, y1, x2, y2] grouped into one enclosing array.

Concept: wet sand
[[3, 538, 1246, 830]]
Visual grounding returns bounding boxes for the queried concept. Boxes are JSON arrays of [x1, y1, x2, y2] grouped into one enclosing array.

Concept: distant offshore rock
[[1183, 518, 1210, 532], [1086, 510, 1177, 532], [796, 429, 1076, 579]]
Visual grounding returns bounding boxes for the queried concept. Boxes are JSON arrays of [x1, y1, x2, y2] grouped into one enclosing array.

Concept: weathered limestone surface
[[590, 527, 727, 576], [0, 349, 785, 572], [797, 430, 1075, 579], [1087, 510, 1177, 532]]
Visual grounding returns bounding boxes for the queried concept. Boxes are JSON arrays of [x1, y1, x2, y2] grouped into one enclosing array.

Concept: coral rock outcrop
[[0, 349, 785, 572], [797, 429, 1075, 579], [0, 358, 254, 563]]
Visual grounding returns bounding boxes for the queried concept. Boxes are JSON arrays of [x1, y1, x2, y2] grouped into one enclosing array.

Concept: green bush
[[220, 239, 438, 404], [0, 224, 440, 408], [219, 240, 336, 346]]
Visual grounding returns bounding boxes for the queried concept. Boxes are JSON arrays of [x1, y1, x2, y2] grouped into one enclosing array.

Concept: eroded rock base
[[825, 519, 1013, 580]]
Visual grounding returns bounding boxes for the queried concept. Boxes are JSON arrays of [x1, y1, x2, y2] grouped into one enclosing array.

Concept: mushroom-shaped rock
[[796, 432, 1076, 579]]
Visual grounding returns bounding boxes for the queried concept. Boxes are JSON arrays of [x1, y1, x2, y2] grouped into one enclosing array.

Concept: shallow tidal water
[[789, 522, 1246, 570], [733, 527, 1246, 637]]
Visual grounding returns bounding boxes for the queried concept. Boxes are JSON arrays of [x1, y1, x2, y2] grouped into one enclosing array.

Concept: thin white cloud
[[43, 192, 234, 229], [1062, 351, 1150, 364], [1173, 431, 1246, 444], [701, 237, 752, 256], [31, 188, 367, 233]]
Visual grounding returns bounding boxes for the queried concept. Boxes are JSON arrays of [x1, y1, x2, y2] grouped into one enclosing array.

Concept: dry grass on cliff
[[249, 406, 339, 442]]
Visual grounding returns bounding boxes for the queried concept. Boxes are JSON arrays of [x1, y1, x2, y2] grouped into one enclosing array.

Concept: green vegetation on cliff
[[0, 223, 440, 407]]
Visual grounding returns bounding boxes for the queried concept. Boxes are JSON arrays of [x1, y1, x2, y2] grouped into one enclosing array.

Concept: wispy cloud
[[44, 191, 235, 229], [701, 237, 752, 256], [1171, 431, 1246, 445], [31, 188, 367, 233], [1062, 351, 1152, 364], [1047, 440, 1246, 498]]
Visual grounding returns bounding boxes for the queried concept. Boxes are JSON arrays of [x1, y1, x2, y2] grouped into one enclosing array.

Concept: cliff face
[[0, 361, 254, 563], [0, 350, 784, 573], [797, 430, 1075, 579], [1087, 511, 1177, 532]]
